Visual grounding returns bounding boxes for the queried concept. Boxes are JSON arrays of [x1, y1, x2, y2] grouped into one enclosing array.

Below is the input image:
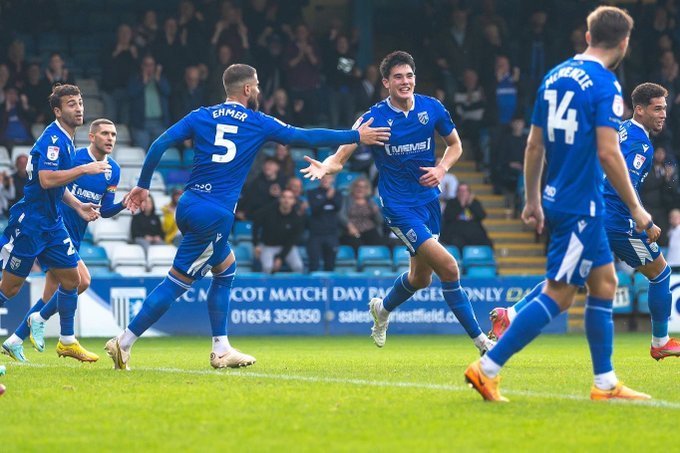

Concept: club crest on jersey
[[650, 242, 659, 253], [406, 229, 417, 243], [47, 146, 60, 161], [579, 259, 593, 278], [612, 95, 624, 117], [418, 111, 429, 125], [633, 154, 646, 170], [9, 256, 21, 271], [105, 169, 112, 180]]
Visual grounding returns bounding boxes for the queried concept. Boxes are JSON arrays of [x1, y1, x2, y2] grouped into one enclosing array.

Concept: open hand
[[78, 202, 101, 222], [300, 155, 342, 181], [127, 186, 149, 213], [357, 117, 390, 146]]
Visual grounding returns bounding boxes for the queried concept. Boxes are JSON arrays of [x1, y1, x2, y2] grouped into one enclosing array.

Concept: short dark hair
[[587, 6, 634, 49], [89, 118, 115, 133], [379, 51, 416, 79], [222, 64, 257, 96], [631, 83, 668, 108], [48, 84, 81, 110]]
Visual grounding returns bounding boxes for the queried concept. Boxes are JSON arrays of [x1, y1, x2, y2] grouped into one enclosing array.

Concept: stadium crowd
[[0, 0, 679, 273]]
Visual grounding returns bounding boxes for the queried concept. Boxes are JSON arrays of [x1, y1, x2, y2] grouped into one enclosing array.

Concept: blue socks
[[648, 265, 672, 339], [513, 280, 546, 314], [57, 286, 79, 336], [15, 298, 46, 340], [39, 292, 59, 320], [442, 280, 483, 339], [0, 290, 9, 308], [487, 293, 561, 367], [584, 296, 614, 375], [128, 274, 191, 336], [383, 272, 416, 312], [208, 263, 236, 336]]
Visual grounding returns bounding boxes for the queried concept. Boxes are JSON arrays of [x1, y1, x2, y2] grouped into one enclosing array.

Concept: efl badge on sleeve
[[47, 146, 60, 161], [633, 154, 646, 170], [418, 111, 429, 125]]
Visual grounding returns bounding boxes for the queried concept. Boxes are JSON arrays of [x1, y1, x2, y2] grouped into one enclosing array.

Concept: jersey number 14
[[213, 124, 238, 163], [544, 90, 578, 145]]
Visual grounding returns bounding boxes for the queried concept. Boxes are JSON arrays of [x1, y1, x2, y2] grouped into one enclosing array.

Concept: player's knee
[[78, 273, 91, 294], [408, 272, 432, 290], [1, 284, 21, 299], [60, 273, 81, 292], [436, 260, 460, 283], [589, 274, 618, 299]]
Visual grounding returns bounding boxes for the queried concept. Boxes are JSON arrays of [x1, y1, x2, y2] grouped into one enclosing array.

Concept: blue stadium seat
[[633, 272, 648, 295], [316, 148, 333, 161], [183, 148, 195, 167], [335, 245, 357, 271], [462, 245, 495, 267], [363, 266, 397, 276], [298, 246, 308, 265], [392, 246, 410, 268], [336, 171, 362, 191], [159, 147, 182, 168], [358, 245, 392, 269], [637, 292, 650, 314], [79, 245, 109, 267], [466, 266, 496, 278], [614, 272, 633, 314], [444, 245, 462, 262], [233, 243, 253, 269], [290, 147, 311, 161], [233, 221, 253, 244]]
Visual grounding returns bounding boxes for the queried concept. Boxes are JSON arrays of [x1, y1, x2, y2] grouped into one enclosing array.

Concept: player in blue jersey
[[464, 7, 660, 402], [488, 83, 678, 360], [301, 51, 495, 355], [104, 63, 390, 370], [0, 85, 105, 361], [1, 119, 127, 363]]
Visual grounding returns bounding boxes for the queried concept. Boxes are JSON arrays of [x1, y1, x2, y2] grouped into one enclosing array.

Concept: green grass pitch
[[1, 333, 678, 451]]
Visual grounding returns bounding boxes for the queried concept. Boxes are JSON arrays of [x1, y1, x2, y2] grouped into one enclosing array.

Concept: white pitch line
[[9, 362, 680, 409]]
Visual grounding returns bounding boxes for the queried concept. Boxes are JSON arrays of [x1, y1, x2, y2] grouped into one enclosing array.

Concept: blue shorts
[[545, 209, 612, 287], [382, 198, 440, 256], [0, 217, 79, 278], [173, 191, 234, 280], [606, 228, 661, 268], [38, 219, 83, 273]]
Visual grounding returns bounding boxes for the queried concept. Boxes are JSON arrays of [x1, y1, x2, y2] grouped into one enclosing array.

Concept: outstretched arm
[[300, 144, 358, 180]]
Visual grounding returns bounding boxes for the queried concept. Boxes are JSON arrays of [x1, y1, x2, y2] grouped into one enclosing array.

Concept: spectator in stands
[[211, 0, 251, 62], [453, 68, 486, 164], [493, 114, 526, 197], [667, 209, 680, 271], [22, 62, 51, 124], [286, 177, 308, 216], [206, 44, 233, 104], [44, 52, 74, 86], [0, 170, 15, 217], [8, 154, 27, 208], [519, 9, 552, 101], [252, 189, 305, 274], [128, 55, 171, 150], [357, 64, 381, 112], [0, 86, 33, 146], [325, 34, 360, 127], [273, 143, 294, 179], [0, 64, 10, 105], [437, 156, 459, 212], [131, 195, 164, 251], [264, 88, 301, 126], [339, 177, 383, 250], [102, 23, 138, 125], [652, 50, 680, 148], [478, 23, 510, 91], [171, 66, 205, 122], [307, 174, 342, 271], [153, 17, 189, 89], [255, 32, 287, 101], [162, 188, 183, 246], [134, 10, 159, 53], [238, 157, 287, 220], [285, 23, 322, 124], [441, 183, 492, 249], [177, 0, 209, 65], [641, 147, 678, 246], [5, 39, 27, 87]]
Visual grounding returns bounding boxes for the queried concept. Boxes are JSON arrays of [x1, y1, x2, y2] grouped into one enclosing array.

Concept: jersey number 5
[[213, 124, 238, 163], [544, 90, 578, 145]]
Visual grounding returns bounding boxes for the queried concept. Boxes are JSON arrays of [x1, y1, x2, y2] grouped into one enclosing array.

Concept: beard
[[247, 95, 259, 110]]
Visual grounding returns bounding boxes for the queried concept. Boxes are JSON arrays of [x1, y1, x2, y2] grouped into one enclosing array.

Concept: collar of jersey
[[87, 147, 108, 162], [224, 100, 245, 108], [53, 120, 75, 146], [573, 53, 605, 68], [386, 96, 415, 116], [630, 118, 650, 138]]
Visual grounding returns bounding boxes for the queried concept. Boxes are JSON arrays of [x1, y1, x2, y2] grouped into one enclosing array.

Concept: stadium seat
[[444, 245, 462, 262], [233, 243, 253, 269], [95, 240, 127, 260], [289, 147, 311, 161], [357, 245, 392, 269], [363, 265, 396, 276], [183, 148, 195, 167], [148, 266, 171, 276], [159, 147, 182, 168], [462, 245, 495, 267], [0, 146, 10, 167], [84, 98, 104, 121], [110, 244, 146, 268], [75, 78, 99, 96], [115, 265, 148, 276], [637, 291, 650, 314], [114, 146, 146, 167], [335, 171, 361, 191], [466, 266, 496, 278], [79, 245, 109, 267], [92, 218, 130, 243], [74, 127, 90, 147], [30, 124, 44, 140], [316, 148, 333, 161], [336, 245, 357, 267], [88, 265, 118, 277], [392, 246, 410, 269], [633, 272, 648, 294], [116, 124, 132, 146], [147, 244, 177, 269], [233, 221, 253, 244], [152, 194, 171, 215], [614, 271, 633, 314], [11, 146, 32, 161]]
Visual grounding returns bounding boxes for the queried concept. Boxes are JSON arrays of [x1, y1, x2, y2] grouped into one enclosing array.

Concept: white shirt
[[667, 226, 680, 267]]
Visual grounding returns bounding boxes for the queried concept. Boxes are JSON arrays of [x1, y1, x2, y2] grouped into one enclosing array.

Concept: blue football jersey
[[60, 147, 122, 248], [10, 120, 77, 230], [357, 94, 455, 208], [531, 54, 624, 217], [155, 101, 341, 212], [603, 119, 653, 233]]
